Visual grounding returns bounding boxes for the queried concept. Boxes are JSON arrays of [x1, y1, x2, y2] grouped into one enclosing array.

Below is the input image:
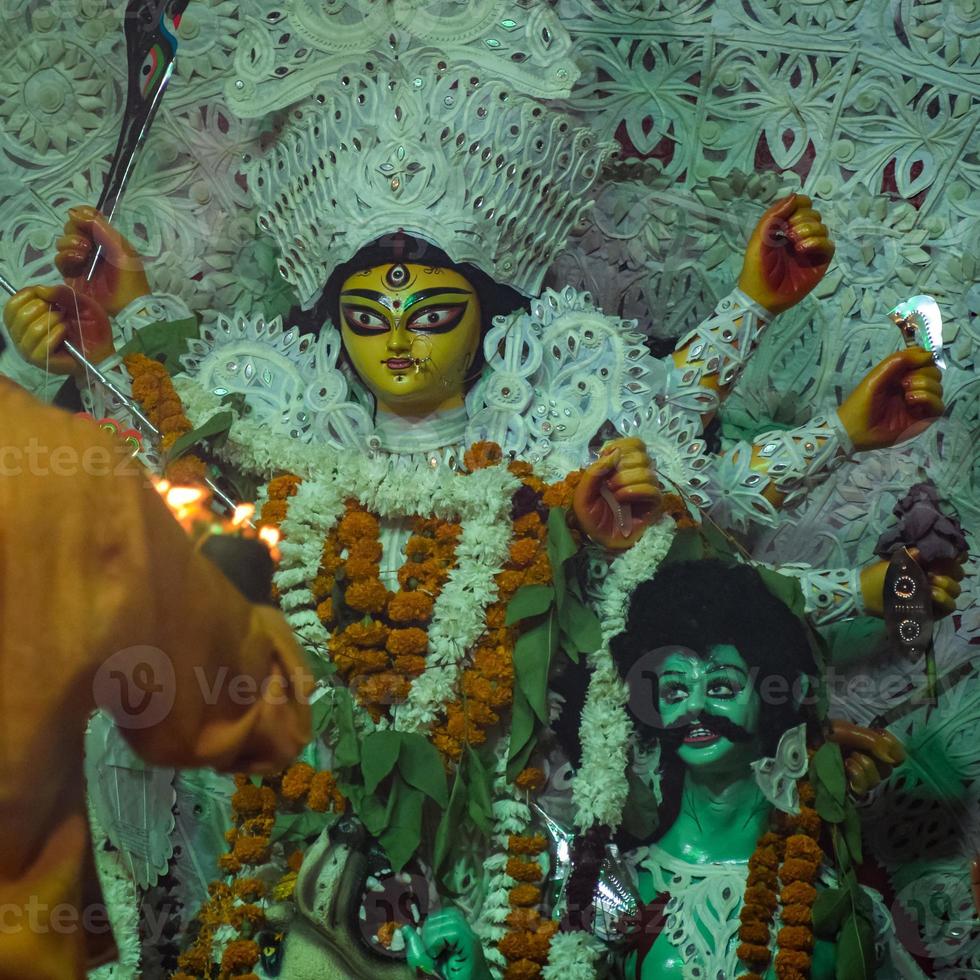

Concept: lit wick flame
[[258, 525, 282, 561], [154, 480, 281, 561]]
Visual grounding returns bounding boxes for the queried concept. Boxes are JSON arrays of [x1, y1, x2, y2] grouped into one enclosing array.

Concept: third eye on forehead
[[657, 647, 748, 681]]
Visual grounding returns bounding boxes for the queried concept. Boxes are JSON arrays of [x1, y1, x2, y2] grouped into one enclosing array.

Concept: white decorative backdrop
[[1, 0, 977, 976]]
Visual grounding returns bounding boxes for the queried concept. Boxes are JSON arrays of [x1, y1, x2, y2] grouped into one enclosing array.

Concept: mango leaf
[[465, 745, 494, 834], [271, 811, 332, 844], [756, 565, 807, 620], [507, 686, 539, 782], [813, 887, 850, 939], [661, 525, 705, 565], [835, 910, 875, 980], [433, 768, 467, 879], [399, 733, 448, 807], [506, 584, 555, 625], [362, 731, 403, 794], [558, 596, 602, 660], [116, 316, 200, 367], [811, 743, 847, 823], [546, 508, 577, 608], [330, 689, 361, 769], [164, 410, 234, 463], [514, 614, 557, 725], [843, 806, 863, 865], [381, 780, 425, 873], [621, 768, 660, 842]]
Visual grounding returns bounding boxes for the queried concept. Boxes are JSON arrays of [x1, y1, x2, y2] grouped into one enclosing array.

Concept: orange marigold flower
[[432, 732, 463, 761], [393, 655, 427, 676], [503, 959, 541, 980], [461, 673, 496, 704], [355, 672, 411, 707], [785, 835, 823, 863], [345, 557, 381, 581], [308, 771, 345, 813], [176, 945, 211, 974], [377, 920, 398, 949], [405, 535, 436, 561], [496, 569, 525, 596], [465, 699, 499, 727], [231, 782, 266, 816], [345, 620, 390, 648], [387, 627, 429, 657], [281, 762, 315, 802], [218, 852, 242, 875], [233, 877, 266, 901], [507, 460, 535, 479], [260, 500, 288, 525], [347, 538, 381, 562], [513, 512, 544, 536], [508, 884, 542, 907], [316, 597, 334, 624], [774, 948, 812, 976], [542, 482, 574, 509], [747, 867, 778, 890], [435, 522, 462, 542], [166, 455, 207, 485], [230, 903, 266, 930], [267, 474, 301, 499], [780, 882, 817, 906], [506, 857, 543, 883], [337, 508, 380, 546], [751, 845, 781, 870], [508, 834, 548, 856], [233, 836, 270, 865], [736, 942, 772, 968], [472, 648, 514, 684], [388, 591, 435, 623], [515, 768, 545, 793], [287, 850, 305, 872], [780, 858, 819, 884], [508, 537, 540, 568], [485, 604, 507, 629], [345, 579, 389, 614], [793, 806, 822, 837], [744, 884, 777, 909], [777, 925, 814, 952], [464, 440, 503, 470], [506, 908, 543, 931], [798, 780, 816, 805], [781, 903, 812, 927], [739, 921, 771, 945], [343, 647, 389, 676], [498, 930, 553, 963], [220, 938, 260, 972]]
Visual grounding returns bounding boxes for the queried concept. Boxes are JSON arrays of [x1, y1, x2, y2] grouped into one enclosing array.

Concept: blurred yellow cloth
[[0, 380, 313, 978]]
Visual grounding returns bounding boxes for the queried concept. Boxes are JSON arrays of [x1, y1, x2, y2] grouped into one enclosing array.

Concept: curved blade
[[889, 294, 946, 369]]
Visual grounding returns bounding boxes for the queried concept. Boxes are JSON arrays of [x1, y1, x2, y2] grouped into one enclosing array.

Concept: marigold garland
[[736, 777, 822, 980], [124, 352, 209, 484], [175, 767, 345, 979]]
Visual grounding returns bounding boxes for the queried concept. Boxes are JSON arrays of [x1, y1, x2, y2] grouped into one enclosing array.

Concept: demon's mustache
[[656, 711, 753, 750]]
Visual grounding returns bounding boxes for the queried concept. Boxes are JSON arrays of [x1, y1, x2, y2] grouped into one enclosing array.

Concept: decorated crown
[[246, 58, 614, 307]]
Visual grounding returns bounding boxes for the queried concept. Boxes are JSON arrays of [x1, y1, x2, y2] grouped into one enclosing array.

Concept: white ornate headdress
[[235, 5, 614, 307]]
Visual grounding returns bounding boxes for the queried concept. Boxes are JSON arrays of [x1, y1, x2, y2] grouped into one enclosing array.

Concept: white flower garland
[[571, 517, 676, 830], [177, 378, 520, 736], [473, 741, 537, 979], [541, 932, 604, 980]]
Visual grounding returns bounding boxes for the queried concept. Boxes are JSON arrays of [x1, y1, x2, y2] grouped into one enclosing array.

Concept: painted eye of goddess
[[342, 306, 388, 333], [407, 304, 466, 333]]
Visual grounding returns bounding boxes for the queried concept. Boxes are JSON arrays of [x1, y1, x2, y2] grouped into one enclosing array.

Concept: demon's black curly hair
[[610, 558, 817, 757]]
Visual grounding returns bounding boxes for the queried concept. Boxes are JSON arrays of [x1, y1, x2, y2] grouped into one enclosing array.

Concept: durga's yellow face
[[339, 263, 482, 416]]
